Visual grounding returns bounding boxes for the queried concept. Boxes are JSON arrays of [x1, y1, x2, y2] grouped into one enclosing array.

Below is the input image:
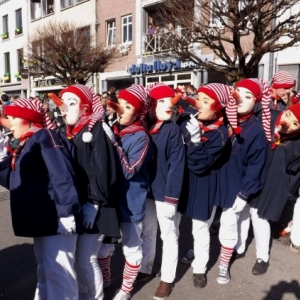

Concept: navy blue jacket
[[65, 121, 120, 242], [177, 111, 231, 220], [0, 129, 82, 237], [221, 115, 268, 208], [147, 121, 185, 205], [114, 129, 152, 222]]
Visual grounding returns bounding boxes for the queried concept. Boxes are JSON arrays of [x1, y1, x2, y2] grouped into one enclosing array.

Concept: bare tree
[[25, 20, 120, 86], [158, 0, 300, 83]]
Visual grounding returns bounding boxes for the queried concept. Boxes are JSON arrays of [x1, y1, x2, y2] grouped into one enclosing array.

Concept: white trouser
[[76, 233, 104, 300], [121, 221, 143, 266], [141, 199, 181, 283], [192, 206, 217, 274], [235, 205, 251, 254], [33, 234, 78, 300], [219, 204, 270, 262], [291, 197, 300, 246], [98, 243, 115, 258]]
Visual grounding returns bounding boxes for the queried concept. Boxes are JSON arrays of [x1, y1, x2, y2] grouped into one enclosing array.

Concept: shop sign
[[128, 60, 181, 75], [33, 78, 62, 88]]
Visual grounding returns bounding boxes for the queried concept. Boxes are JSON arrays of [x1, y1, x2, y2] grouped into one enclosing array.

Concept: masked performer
[[0, 99, 82, 300], [50, 84, 119, 300]]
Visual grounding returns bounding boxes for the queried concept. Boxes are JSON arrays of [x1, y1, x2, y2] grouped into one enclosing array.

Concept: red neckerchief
[[177, 105, 185, 115], [66, 114, 92, 139], [199, 116, 224, 142], [7, 124, 42, 170], [113, 120, 145, 137], [148, 120, 163, 135], [238, 111, 254, 122]]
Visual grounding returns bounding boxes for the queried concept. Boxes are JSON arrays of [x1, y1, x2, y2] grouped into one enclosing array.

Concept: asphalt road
[[0, 187, 300, 300]]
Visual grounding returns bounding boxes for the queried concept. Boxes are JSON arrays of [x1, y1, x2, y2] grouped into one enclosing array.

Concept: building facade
[[1, 0, 300, 98], [98, 0, 136, 93], [0, 0, 29, 97], [28, 0, 98, 98]]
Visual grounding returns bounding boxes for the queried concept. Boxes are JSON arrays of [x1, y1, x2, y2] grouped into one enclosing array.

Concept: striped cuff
[[164, 196, 178, 205], [237, 192, 248, 201]]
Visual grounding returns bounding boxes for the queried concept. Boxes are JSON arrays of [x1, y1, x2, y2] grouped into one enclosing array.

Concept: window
[[2, 15, 8, 38], [15, 9, 23, 35], [122, 15, 132, 43], [44, 0, 54, 15], [76, 26, 90, 51], [61, 0, 73, 9], [17, 48, 23, 72], [106, 20, 116, 46], [210, 0, 227, 28], [239, 0, 257, 10], [31, 0, 42, 20], [4, 52, 10, 82]]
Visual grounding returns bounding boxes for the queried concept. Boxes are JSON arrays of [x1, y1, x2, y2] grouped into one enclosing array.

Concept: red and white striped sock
[[121, 261, 140, 294], [220, 246, 234, 268], [97, 255, 111, 283]]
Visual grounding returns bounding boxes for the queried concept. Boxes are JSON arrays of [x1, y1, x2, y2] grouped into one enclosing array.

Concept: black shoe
[[193, 273, 207, 288], [252, 258, 269, 275], [134, 272, 149, 284], [230, 250, 245, 264]]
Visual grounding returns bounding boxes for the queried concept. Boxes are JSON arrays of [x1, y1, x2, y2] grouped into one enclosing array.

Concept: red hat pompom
[[233, 126, 242, 135], [291, 97, 299, 104]]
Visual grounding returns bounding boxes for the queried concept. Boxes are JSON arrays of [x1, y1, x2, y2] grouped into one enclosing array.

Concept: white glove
[[0, 129, 8, 161], [163, 203, 177, 219], [102, 122, 115, 143], [82, 202, 99, 229], [186, 115, 201, 144], [232, 196, 247, 213], [57, 215, 76, 235]]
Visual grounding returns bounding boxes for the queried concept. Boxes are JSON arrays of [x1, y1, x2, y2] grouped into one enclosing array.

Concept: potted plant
[[1, 33, 8, 40], [15, 27, 22, 35], [15, 72, 21, 81], [3, 73, 10, 82]]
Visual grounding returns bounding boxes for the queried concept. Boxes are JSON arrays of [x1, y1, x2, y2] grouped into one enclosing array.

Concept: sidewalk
[[0, 194, 300, 300]]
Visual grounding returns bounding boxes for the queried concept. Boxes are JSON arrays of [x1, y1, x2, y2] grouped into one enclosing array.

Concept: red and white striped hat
[[60, 84, 105, 136], [270, 71, 295, 89], [118, 84, 149, 111], [235, 78, 271, 142], [198, 83, 240, 134], [4, 99, 54, 129], [148, 83, 175, 100]]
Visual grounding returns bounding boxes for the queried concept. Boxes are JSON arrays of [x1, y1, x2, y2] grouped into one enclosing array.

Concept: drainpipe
[[26, 0, 32, 97], [268, 8, 277, 82], [95, 0, 100, 93]]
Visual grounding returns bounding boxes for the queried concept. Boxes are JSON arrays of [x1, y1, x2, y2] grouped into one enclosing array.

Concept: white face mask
[[61, 92, 85, 125], [272, 87, 294, 103], [6, 116, 30, 139], [155, 97, 173, 121], [117, 98, 138, 126], [236, 87, 256, 115], [279, 109, 300, 135], [197, 92, 218, 120]]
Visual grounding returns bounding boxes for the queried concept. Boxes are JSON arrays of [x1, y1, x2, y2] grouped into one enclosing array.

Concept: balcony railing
[[141, 28, 193, 56]]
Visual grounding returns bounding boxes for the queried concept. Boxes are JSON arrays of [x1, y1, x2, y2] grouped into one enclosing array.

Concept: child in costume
[[250, 103, 300, 262], [0, 99, 82, 300], [50, 84, 120, 300], [177, 83, 232, 288], [269, 71, 295, 110], [137, 83, 184, 300], [217, 78, 271, 284], [102, 84, 152, 300]]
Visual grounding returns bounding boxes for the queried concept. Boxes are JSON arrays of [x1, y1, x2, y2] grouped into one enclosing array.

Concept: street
[[0, 187, 300, 300]]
